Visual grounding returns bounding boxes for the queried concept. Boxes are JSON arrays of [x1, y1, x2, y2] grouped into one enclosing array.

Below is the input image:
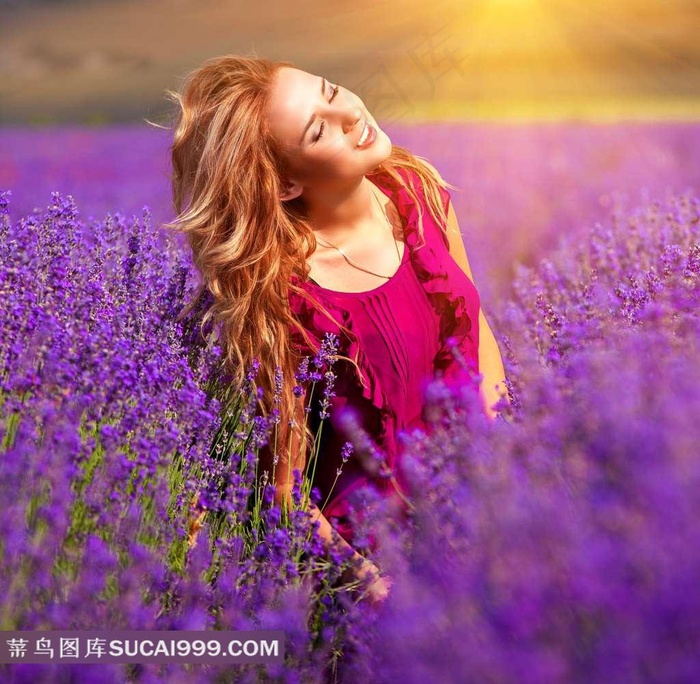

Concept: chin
[[368, 130, 392, 161], [377, 127, 392, 149]]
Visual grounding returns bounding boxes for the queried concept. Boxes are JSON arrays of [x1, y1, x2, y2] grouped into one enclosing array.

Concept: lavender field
[[1, 124, 700, 683], [2, 123, 699, 301]]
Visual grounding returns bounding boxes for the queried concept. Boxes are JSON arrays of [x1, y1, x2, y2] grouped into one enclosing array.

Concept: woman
[[169, 55, 508, 604]]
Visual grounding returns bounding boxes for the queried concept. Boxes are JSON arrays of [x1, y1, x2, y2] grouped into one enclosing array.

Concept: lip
[[356, 121, 377, 149]]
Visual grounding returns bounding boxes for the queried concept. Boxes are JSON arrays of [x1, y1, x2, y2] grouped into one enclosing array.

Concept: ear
[[279, 178, 304, 202]]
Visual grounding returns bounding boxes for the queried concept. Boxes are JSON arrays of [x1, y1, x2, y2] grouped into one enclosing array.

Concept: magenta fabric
[[288, 165, 482, 546]]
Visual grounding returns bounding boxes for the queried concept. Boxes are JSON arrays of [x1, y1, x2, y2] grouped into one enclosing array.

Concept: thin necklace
[[314, 187, 402, 280]]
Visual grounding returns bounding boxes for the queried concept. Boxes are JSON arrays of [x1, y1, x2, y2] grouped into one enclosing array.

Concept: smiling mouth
[[356, 120, 377, 149]]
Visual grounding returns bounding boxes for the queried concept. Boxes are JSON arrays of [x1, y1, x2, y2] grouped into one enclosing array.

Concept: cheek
[[306, 155, 343, 179], [294, 136, 361, 178], [318, 137, 357, 164]]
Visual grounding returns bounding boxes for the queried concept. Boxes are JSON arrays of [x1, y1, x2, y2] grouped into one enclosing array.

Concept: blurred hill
[[1, 0, 699, 124]]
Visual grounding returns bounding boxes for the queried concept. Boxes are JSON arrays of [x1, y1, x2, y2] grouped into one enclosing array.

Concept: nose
[[342, 107, 362, 134]]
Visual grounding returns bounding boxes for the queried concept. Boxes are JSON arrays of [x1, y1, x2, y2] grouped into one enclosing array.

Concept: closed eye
[[313, 84, 340, 143]]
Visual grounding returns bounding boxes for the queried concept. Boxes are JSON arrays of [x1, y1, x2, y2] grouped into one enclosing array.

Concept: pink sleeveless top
[[288, 166, 481, 545]]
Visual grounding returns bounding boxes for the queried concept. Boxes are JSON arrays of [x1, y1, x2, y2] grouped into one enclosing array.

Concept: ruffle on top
[[287, 165, 480, 493], [383, 167, 480, 384]]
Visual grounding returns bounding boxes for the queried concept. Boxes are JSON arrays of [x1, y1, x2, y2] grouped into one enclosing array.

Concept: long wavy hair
[[165, 54, 455, 489]]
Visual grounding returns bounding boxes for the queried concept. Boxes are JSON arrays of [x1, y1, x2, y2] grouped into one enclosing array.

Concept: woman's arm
[[273, 389, 392, 602], [421, 158, 508, 419], [442, 201, 509, 419], [419, 158, 509, 420]]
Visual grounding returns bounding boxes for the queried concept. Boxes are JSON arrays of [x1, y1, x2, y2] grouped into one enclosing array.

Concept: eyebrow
[[300, 76, 325, 144]]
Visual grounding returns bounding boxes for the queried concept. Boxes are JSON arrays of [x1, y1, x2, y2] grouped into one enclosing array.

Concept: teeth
[[357, 122, 370, 147]]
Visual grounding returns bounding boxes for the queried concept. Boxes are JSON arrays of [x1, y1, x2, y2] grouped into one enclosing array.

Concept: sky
[[1, 0, 699, 124]]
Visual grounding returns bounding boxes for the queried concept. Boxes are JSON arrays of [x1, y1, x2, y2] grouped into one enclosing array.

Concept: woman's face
[[267, 67, 392, 191]]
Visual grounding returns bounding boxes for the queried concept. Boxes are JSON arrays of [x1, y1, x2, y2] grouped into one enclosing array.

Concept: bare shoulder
[[414, 159, 475, 282]]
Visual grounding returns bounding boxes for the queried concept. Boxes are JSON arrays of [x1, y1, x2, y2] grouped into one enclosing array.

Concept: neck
[[303, 177, 378, 243]]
